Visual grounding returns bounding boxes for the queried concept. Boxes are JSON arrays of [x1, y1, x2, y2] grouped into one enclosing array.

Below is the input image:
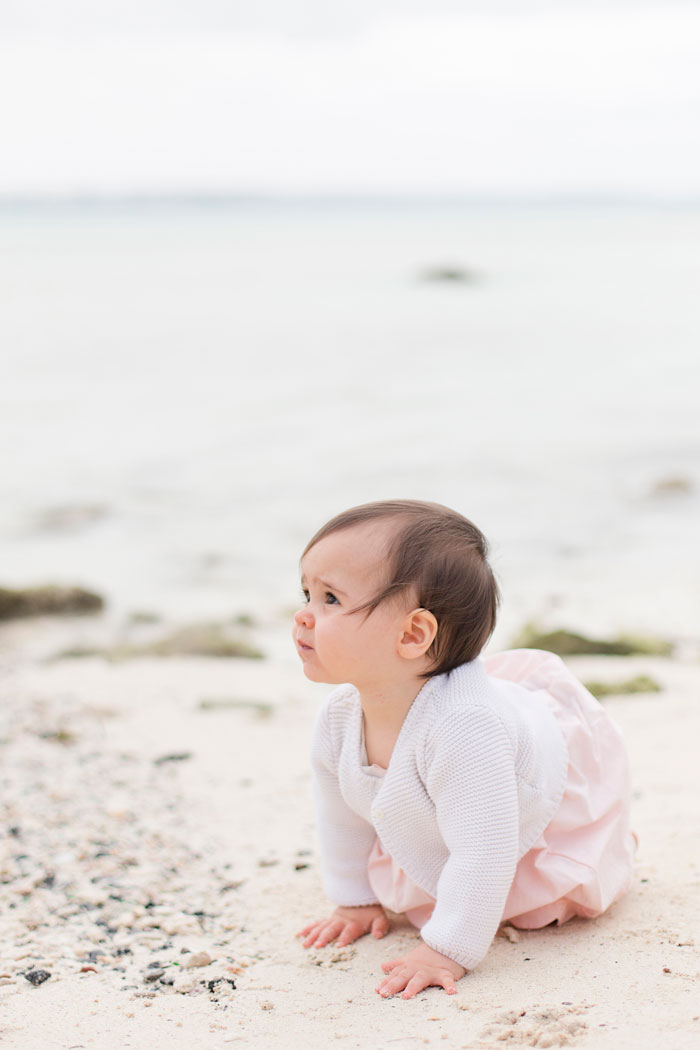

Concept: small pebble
[[144, 969, 165, 982], [23, 970, 51, 987], [206, 978, 236, 995], [182, 952, 212, 969], [260, 1000, 274, 1010]]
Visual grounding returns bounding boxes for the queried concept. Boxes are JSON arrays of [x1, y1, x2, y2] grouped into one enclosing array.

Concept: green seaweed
[[0, 585, 104, 620], [51, 623, 264, 662], [137, 625, 264, 660], [37, 728, 77, 745], [583, 675, 663, 699], [198, 697, 274, 718], [511, 623, 673, 657], [127, 610, 162, 625], [649, 475, 694, 497]]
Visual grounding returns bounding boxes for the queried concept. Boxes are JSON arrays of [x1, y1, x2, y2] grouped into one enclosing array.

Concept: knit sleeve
[[311, 700, 380, 907], [419, 706, 520, 970]]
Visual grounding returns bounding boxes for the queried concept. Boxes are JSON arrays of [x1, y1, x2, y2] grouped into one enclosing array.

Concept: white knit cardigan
[[310, 655, 569, 970]]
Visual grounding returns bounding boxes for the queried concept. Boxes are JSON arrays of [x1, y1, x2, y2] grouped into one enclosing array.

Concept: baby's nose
[[294, 606, 313, 627]]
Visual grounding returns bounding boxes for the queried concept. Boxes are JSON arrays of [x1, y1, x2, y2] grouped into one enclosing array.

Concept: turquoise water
[[1, 200, 698, 642]]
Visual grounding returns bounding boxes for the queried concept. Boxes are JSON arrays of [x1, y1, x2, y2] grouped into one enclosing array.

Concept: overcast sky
[[1, 1, 698, 196]]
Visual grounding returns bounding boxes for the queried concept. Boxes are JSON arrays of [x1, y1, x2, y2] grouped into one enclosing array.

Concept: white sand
[[1, 618, 698, 1050]]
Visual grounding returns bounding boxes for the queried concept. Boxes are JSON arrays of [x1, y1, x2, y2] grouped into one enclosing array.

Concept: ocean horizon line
[[1, 190, 699, 212]]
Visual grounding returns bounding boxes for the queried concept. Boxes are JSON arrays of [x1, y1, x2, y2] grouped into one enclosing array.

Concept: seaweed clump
[[0, 585, 104, 621], [511, 623, 673, 658], [51, 623, 264, 662], [583, 674, 663, 699]]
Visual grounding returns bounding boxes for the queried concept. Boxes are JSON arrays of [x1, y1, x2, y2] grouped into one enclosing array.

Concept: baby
[[293, 500, 635, 999]]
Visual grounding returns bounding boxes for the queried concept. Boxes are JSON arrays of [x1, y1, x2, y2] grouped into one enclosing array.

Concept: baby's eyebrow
[[301, 573, 348, 597]]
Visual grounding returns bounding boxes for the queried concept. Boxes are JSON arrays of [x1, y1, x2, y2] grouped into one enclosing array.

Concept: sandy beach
[[1, 612, 698, 1050], [2, 4, 699, 1044]]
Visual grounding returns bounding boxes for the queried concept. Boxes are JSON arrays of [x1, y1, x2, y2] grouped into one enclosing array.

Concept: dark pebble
[[24, 970, 51, 986], [206, 978, 236, 994], [294, 863, 310, 871], [144, 969, 165, 982]]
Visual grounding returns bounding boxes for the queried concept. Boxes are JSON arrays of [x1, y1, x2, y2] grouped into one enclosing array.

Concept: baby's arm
[[418, 707, 520, 972], [300, 700, 383, 946], [372, 709, 519, 998]]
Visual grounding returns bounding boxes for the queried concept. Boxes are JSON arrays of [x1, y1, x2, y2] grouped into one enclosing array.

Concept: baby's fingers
[[376, 964, 409, 998], [376, 974, 408, 998], [302, 918, 344, 948], [297, 920, 322, 938], [336, 921, 364, 947], [400, 972, 434, 999], [401, 970, 456, 999], [371, 914, 389, 939], [398, 965, 459, 999]]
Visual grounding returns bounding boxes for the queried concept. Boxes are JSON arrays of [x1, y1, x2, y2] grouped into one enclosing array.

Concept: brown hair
[[303, 499, 500, 677]]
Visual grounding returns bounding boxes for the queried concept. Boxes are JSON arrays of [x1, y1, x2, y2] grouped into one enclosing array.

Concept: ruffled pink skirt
[[368, 649, 636, 930]]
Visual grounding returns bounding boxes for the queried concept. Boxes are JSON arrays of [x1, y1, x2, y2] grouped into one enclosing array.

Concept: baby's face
[[293, 522, 410, 690]]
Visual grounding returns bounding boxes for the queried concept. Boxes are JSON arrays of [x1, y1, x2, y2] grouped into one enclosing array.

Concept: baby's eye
[[324, 592, 339, 605], [300, 589, 310, 604]]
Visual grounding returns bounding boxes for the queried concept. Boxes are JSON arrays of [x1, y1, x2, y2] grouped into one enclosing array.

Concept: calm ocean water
[[1, 200, 698, 644]]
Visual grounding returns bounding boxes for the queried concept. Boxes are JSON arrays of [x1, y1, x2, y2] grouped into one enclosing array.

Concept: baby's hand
[[298, 904, 389, 949], [376, 943, 466, 999]]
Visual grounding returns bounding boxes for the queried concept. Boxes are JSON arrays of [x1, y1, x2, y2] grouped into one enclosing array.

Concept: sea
[[1, 199, 698, 648]]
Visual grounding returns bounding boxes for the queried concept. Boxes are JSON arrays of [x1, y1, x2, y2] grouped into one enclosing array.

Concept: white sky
[[1, 1, 699, 196]]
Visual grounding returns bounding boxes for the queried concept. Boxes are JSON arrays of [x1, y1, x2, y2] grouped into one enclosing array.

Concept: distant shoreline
[[1, 192, 699, 212]]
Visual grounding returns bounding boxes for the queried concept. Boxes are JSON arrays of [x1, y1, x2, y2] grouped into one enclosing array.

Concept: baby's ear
[[398, 608, 438, 661]]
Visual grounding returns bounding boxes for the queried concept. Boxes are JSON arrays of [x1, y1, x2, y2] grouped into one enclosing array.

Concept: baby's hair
[[303, 499, 500, 677]]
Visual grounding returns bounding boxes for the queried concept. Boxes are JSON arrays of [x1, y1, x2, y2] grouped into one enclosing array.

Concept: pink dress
[[367, 649, 636, 930]]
